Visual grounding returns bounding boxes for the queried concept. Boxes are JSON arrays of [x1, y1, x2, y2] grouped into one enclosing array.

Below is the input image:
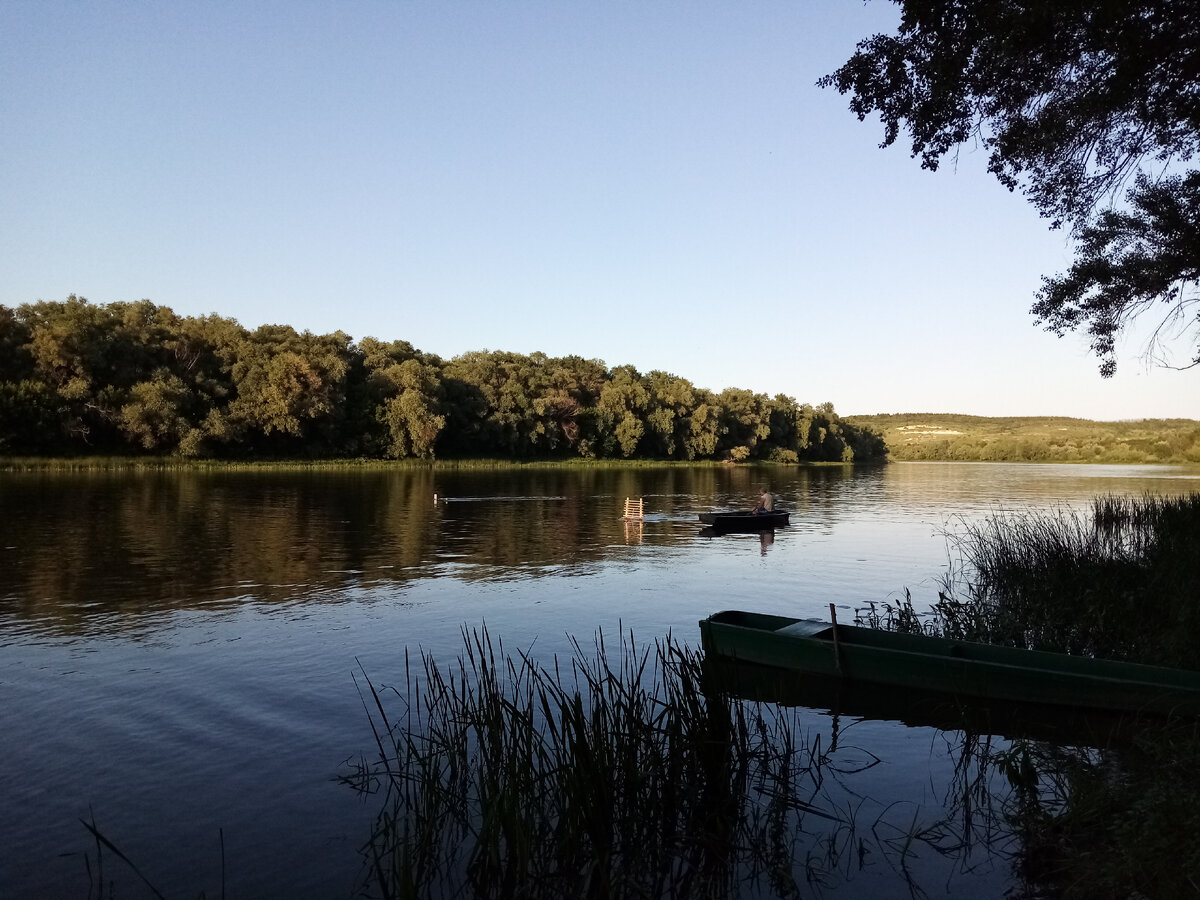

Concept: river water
[[2, 462, 1197, 898]]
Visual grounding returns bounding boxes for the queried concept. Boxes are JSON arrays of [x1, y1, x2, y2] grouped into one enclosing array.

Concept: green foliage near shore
[[846, 413, 1200, 464], [0, 297, 884, 464]]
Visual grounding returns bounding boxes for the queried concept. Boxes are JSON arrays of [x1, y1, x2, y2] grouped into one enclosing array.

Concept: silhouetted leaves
[[821, 0, 1200, 374]]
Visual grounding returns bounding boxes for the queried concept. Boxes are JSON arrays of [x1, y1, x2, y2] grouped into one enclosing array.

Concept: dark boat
[[699, 609, 1200, 717], [698, 511, 789, 531]]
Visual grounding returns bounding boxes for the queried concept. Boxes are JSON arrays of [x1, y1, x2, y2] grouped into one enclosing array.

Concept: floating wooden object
[[623, 497, 644, 520]]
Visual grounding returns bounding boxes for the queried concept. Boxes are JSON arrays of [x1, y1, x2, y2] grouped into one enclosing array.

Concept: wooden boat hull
[[699, 609, 1200, 717], [698, 511, 789, 531]]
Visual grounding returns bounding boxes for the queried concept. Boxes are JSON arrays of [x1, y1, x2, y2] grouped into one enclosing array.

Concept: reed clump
[[343, 629, 941, 900], [876, 492, 1200, 668], [345, 630, 810, 899]]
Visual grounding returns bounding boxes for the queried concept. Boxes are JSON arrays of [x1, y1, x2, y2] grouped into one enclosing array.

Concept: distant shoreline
[[5, 415, 1199, 472], [846, 413, 1200, 465]]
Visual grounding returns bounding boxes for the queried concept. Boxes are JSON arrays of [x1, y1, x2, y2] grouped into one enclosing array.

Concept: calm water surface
[[2, 462, 1197, 898]]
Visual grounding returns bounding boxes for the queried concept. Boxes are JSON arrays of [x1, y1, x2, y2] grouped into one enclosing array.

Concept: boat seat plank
[[775, 619, 832, 639]]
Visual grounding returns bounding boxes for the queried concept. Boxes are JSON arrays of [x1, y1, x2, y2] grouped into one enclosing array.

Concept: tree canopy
[[819, 0, 1200, 376], [0, 296, 886, 463]]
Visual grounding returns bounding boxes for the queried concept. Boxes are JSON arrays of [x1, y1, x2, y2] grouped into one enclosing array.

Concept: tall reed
[[345, 630, 789, 898], [871, 493, 1200, 667], [342, 629, 1000, 899]]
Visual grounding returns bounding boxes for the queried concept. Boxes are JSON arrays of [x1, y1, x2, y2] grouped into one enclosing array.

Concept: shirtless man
[[753, 487, 774, 514]]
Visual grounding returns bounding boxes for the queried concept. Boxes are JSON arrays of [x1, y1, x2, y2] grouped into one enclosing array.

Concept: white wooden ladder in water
[[623, 497, 644, 520]]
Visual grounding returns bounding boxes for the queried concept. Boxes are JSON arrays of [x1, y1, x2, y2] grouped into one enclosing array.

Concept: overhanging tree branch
[[820, 0, 1200, 374]]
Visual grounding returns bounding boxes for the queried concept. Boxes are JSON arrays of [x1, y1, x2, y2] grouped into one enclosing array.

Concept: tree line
[[0, 297, 886, 462]]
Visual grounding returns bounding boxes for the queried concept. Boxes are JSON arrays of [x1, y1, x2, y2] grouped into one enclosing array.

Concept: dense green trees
[[820, 0, 1200, 376], [0, 297, 885, 463]]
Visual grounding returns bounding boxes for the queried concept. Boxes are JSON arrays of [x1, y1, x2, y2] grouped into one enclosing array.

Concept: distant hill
[[844, 414, 1200, 464]]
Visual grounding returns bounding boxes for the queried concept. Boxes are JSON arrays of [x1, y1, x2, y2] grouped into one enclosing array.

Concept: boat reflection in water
[[697, 525, 776, 556], [701, 653, 1152, 748]]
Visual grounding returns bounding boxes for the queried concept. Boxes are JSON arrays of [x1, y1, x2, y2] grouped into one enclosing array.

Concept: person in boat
[[753, 487, 774, 515]]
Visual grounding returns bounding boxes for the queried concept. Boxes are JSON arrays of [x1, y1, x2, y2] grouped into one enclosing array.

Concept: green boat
[[699, 609, 1200, 717]]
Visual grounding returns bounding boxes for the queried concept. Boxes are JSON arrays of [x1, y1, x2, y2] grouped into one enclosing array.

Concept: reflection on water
[[7, 462, 1193, 637], [1, 462, 1196, 897], [759, 530, 774, 555]]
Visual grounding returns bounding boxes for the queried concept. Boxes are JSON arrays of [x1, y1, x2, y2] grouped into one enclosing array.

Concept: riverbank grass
[[0, 455, 793, 473], [908, 493, 1200, 667]]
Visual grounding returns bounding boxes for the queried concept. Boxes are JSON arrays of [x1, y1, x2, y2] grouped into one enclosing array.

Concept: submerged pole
[[829, 603, 844, 677]]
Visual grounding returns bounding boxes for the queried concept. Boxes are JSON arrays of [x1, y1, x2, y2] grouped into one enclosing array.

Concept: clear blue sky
[[3, 1, 1196, 420]]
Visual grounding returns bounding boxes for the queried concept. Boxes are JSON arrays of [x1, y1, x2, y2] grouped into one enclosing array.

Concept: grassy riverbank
[[845, 413, 1200, 464], [0, 455, 747, 473]]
